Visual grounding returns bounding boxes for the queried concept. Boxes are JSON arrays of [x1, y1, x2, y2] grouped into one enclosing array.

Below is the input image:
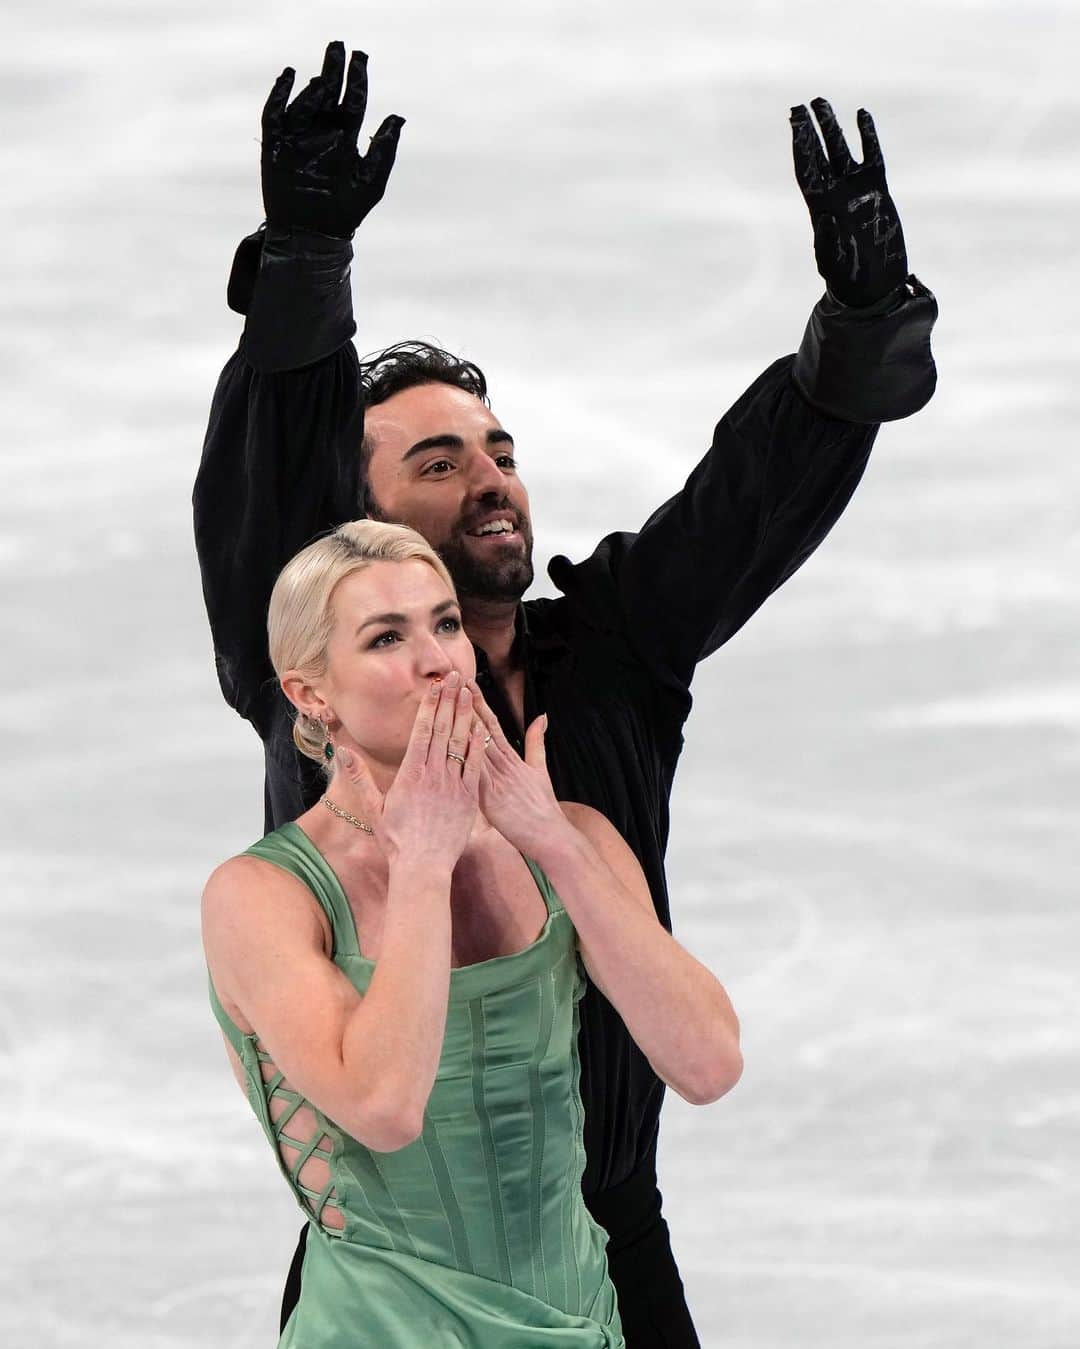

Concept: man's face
[[363, 382, 534, 603]]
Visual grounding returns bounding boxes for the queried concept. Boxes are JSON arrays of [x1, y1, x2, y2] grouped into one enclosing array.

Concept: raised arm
[[469, 685, 743, 1106], [548, 99, 937, 707], [193, 42, 403, 735]]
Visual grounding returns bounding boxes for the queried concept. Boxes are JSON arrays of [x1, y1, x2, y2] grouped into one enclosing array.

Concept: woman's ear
[[280, 670, 327, 722]]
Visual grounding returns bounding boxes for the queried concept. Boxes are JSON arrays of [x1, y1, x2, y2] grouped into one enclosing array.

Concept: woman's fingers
[[399, 677, 443, 776], [465, 678, 514, 755], [445, 681, 475, 768], [332, 744, 384, 824], [460, 721, 487, 792], [428, 673, 462, 761]]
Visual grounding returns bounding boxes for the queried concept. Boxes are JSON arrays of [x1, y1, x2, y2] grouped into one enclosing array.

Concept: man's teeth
[[470, 520, 515, 536]]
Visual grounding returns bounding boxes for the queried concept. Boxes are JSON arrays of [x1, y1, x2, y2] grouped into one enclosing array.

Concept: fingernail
[[447, 671, 461, 687], [337, 746, 353, 767]]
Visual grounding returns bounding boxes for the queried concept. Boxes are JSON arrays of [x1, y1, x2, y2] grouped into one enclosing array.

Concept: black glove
[[260, 40, 405, 239], [790, 98, 908, 308]]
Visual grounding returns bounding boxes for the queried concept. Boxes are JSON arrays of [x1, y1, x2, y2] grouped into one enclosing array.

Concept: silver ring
[[446, 751, 466, 766], [483, 734, 492, 746]]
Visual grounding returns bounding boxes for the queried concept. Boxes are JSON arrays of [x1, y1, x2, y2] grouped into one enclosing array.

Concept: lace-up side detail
[[255, 1042, 344, 1232]]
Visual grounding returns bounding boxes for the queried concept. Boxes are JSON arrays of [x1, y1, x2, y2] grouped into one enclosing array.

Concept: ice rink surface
[[3, 1, 1078, 1344]]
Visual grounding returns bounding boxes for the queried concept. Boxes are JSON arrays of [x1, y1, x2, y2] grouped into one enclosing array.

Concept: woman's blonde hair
[[268, 520, 456, 767]]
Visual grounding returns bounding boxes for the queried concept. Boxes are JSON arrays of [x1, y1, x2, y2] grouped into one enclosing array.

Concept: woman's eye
[[370, 630, 399, 648], [438, 616, 462, 633]]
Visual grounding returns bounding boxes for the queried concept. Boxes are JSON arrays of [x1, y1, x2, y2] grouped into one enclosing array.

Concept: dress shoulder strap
[[520, 855, 567, 919], [242, 822, 361, 959]]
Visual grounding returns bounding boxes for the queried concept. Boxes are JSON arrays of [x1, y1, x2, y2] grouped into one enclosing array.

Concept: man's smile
[[463, 511, 526, 546]]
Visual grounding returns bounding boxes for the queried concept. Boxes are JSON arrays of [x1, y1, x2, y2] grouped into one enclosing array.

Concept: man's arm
[[194, 266, 364, 735], [193, 43, 403, 736], [548, 100, 937, 706]]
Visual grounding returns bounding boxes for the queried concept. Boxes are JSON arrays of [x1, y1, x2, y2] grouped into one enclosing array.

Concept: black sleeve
[[193, 226, 365, 739], [548, 279, 938, 707]]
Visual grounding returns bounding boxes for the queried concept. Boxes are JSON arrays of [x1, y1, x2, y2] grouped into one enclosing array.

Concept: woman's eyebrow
[[354, 598, 458, 636]]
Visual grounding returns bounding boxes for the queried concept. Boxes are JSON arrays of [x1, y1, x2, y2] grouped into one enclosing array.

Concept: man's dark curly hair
[[355, 341, 490, 517], [360, 340, 489, 410]]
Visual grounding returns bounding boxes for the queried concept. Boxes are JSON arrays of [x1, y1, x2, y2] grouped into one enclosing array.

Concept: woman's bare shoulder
[[203, 851, 286, 905], [201, 851, 328, 946]]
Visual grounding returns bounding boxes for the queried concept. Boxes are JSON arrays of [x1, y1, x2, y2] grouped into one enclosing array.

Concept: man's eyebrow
[[401, 434, 463, 463], [355, 598, 458, 635], [400, 429, 515, 463]]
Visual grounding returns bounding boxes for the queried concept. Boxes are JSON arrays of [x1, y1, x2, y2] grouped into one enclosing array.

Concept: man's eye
[[496, 455, 517, 470], [422, 460, 454, 476]]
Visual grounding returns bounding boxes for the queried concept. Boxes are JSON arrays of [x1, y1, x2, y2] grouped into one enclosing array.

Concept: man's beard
[[365, 491, 534, 602], [436, 523, 535, 603]]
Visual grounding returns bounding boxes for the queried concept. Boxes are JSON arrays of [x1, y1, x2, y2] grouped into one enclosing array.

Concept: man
[[195, 41, 937, 1348]]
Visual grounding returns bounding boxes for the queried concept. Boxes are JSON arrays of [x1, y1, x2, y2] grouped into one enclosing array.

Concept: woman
[[202, 520, 742, 1347]]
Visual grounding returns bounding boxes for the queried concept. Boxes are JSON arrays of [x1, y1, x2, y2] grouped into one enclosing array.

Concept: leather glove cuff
[[792, 274, 938, 423], [228, 224, 356, 373]]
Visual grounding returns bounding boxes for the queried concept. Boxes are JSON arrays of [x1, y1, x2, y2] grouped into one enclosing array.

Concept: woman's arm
[[203, 851, 453, 1152], [469, 685, 742, 1106], [538, 802, 742, 1107], [203, 679, 487, 1152]]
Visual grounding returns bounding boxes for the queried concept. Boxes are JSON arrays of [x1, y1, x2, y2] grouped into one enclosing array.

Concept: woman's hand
[[467, 680, 571, 860], [334, 673, 486, 869]]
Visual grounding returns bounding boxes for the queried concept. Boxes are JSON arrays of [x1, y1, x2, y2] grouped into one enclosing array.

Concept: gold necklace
[[322, 797, 374, 835]]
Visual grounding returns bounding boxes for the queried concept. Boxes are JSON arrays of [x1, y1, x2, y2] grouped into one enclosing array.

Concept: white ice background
[[2, 1, 1078, 1345]]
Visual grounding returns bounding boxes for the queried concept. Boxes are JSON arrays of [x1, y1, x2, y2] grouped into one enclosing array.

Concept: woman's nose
[[418, 635, 455, 680]]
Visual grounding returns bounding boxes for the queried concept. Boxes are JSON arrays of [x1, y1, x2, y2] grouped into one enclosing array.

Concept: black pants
[[280, 1161, 700, 1348]]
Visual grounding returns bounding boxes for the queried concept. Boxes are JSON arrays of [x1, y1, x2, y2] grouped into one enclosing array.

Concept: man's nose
[[466, 452, 506, 497]]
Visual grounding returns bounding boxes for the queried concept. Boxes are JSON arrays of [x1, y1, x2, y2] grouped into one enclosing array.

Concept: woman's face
[[318, 559, 475, 769]]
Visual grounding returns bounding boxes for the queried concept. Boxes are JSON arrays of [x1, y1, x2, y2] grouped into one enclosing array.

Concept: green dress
[[209, 823, 625, 1347]]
